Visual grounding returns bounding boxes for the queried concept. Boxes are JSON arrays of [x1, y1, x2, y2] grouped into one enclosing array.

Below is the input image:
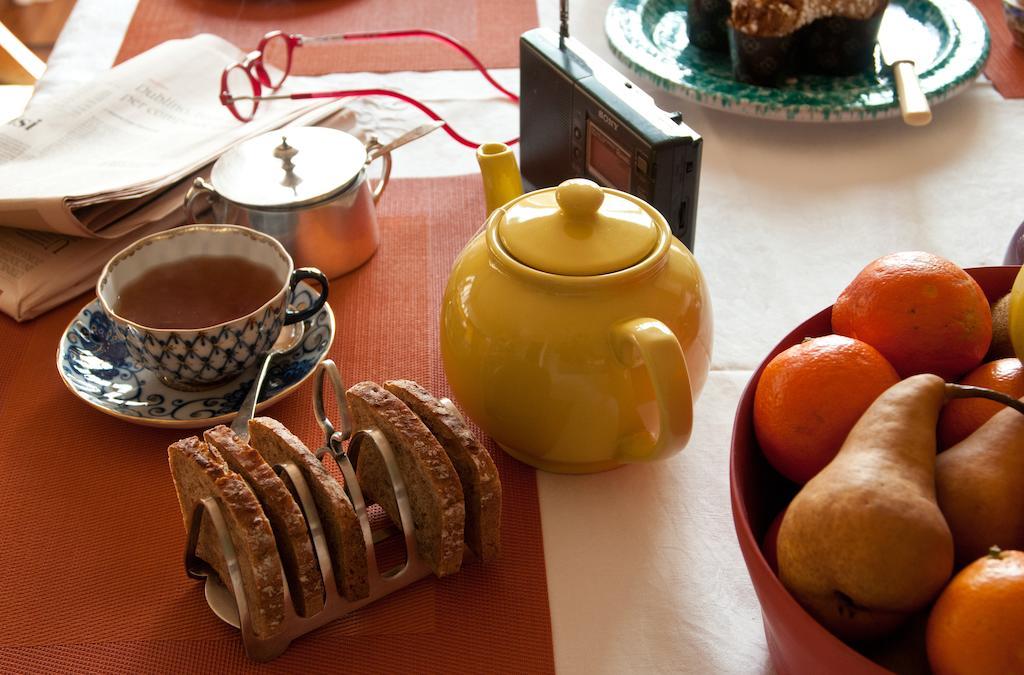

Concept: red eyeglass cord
[[307, 29, 518, 148], [338, 29, 520, 104], [287, 88, 518, 149], [232, 28, 520, 147]]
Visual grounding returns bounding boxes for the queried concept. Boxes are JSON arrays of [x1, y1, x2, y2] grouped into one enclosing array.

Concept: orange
[[926, 547, 1024, 675], [937, 358, 1024, 449], [753, 334, 900, 484], [832, 251, 992, 380]]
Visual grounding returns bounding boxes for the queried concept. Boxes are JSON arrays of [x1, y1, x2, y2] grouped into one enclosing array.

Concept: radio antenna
[[559, 0, 569, 47]]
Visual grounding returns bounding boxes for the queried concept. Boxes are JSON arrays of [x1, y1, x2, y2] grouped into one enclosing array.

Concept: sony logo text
[[597, 109, 620, 132]]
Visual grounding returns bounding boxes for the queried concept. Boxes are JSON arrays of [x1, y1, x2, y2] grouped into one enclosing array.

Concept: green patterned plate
[[605, 0, 990, 121]]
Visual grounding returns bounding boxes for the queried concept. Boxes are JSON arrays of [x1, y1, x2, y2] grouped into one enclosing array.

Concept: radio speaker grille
[[519, 39, 574, 189]]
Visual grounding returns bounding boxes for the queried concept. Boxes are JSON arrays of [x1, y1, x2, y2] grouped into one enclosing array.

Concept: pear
[[1009, 265, 1024, 361], [987, 294, 1015, 360], [776, 374, 954, 642], [935, 400, 1024, 567]]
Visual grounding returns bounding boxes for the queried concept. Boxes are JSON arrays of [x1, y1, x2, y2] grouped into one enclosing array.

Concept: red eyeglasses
[[220, 29, 519, 148]]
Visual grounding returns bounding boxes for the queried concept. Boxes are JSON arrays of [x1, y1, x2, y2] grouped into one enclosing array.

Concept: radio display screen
[[586, 120, 631, 192]]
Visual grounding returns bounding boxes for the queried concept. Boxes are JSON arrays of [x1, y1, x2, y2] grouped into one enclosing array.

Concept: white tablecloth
[[34, 1, 1024, 672]]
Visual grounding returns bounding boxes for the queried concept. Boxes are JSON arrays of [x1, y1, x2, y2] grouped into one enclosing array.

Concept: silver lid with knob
[[209, 127, 369, 210]]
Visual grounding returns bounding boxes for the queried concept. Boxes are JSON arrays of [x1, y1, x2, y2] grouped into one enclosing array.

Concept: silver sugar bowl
[[186, 126, 391, 279]]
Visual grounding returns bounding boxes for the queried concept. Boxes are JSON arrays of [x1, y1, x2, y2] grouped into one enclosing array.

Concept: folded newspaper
[[0, 34, 349, 321]]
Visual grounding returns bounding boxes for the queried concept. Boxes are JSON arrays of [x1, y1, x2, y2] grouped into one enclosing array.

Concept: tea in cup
[[96, 224, 328, 390]]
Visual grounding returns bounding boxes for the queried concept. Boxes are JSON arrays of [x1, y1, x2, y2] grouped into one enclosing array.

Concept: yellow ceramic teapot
[[440, 143, 713, 473]]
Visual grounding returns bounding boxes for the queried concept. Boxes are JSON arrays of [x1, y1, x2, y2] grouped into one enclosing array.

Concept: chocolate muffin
[[726, 0, 888, 85], [686, 0, 733, 51]]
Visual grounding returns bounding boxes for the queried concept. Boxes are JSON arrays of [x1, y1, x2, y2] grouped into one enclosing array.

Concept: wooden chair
[[0, 20, 41, 121]]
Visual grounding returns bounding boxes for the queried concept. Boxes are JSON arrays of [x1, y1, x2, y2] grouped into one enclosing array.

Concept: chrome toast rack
[[184, 359, 432, 662]]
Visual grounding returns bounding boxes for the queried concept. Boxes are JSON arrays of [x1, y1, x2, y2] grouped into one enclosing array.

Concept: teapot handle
[[610, 317, 693, 463]]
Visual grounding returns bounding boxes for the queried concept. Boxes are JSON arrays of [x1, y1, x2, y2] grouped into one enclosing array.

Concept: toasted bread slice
[[167, 436, 285, 638], [347, 381, 465, 577], [204, 425, 326, 617], [248, 417, 369, 601], [384, 380, 501, 562]]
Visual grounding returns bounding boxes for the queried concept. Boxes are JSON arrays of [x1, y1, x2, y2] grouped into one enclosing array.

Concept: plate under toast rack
[[184, 359, 432, 661]]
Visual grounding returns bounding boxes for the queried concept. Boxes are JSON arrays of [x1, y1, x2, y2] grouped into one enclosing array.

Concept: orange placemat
[[0, 175, 555, 673], [973, 0, 1024, 98], [115, 0, 538, 73]]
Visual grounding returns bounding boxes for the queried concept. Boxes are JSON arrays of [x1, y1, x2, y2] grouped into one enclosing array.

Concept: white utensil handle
[[894, 61, 932, 126]]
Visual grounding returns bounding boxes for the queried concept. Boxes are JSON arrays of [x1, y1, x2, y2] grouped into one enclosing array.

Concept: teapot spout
[[477, 143, 524, 216]]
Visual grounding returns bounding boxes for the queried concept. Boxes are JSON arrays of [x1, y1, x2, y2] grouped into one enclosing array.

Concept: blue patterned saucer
[[56, 282, 334, 429], [605, 0, 989, 122]]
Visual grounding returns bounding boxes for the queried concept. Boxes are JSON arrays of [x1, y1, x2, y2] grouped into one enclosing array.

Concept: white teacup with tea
[[96, 224, 328, 390]]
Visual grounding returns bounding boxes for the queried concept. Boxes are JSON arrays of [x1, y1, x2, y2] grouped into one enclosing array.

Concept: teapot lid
[[495, 179, 660, 276], [211, 127, 367, 209]]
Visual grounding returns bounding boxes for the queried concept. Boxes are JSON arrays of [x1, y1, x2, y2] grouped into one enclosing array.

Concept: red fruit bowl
[[730, 266, 1019, 675]]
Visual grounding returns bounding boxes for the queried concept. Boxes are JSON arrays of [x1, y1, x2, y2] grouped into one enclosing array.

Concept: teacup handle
[[184, 177, 222, 224], [286, 268, 330, 325], [365, 137, 392, 204], [609, 317, 693, 463]]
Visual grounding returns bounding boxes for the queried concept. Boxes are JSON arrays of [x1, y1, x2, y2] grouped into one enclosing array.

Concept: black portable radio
[[519, 16, 703, 251]]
